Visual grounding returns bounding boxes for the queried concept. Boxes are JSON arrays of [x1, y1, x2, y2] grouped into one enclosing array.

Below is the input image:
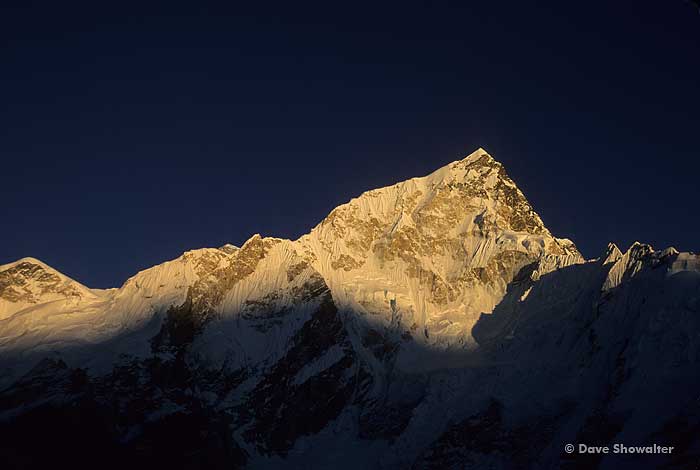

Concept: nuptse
[[1, 149, 699, 469]]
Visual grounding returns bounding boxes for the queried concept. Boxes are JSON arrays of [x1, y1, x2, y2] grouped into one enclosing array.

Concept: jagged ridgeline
[[1, 148, 699, 469]]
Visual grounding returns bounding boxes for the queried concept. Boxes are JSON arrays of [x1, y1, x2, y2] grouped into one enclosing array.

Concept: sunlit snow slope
[[1, 148, 698, 470]]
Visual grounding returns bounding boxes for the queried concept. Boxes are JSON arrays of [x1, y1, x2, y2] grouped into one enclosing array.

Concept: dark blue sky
[[2, 1, 699, 288]]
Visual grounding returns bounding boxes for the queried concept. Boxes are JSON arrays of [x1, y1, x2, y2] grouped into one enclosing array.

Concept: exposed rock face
[[238, 294, 363, 456], [300, 149, 582, 357], [0, 258, 98, 320], [1, 148, 699, 469]]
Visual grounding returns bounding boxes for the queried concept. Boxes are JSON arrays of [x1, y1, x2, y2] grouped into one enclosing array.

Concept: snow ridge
[[1, 148, 699, 469]]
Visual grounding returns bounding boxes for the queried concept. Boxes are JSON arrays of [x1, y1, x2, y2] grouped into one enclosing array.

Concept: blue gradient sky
[[2, 1, 699, 287]]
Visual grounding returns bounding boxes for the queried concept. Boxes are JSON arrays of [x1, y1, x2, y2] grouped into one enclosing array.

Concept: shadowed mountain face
[[1, 149, 699, 469]]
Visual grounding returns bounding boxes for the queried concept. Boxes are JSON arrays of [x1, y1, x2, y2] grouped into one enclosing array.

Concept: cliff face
[[1, 148, 699, 469], [300, 149, 581, 358], [0, 257, 100, 320]]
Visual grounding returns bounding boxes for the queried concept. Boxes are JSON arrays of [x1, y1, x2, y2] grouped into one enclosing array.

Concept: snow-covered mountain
[[1, 148, 698, 469]]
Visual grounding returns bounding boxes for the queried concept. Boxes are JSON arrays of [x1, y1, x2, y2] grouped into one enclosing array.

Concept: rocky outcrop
[[0, 258, 99, 320], [300, 149, 582, 355]]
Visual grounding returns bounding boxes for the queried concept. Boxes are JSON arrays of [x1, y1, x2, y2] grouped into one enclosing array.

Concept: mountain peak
[[300, 148, 581, 348], [0, 256, 52, 271], [309, 147, 578, 254], [436, 148, 499, 176], [0, 257, 96, 319], [241, 233, 263, 248], [457, 147, 495, 165]]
